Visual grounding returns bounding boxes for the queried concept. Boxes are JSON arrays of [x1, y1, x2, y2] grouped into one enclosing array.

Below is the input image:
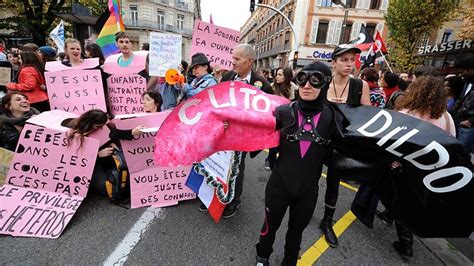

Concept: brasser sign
[[418, 39, 472, 55]]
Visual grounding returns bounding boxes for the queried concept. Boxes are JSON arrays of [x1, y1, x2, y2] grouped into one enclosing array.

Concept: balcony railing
[[124, 19, 193, 36], [258, 44, 290, 58]]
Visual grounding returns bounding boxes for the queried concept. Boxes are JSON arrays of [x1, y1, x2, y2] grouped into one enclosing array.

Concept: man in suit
[[219, 44, 272, 218], [454, 56, 474, 154]]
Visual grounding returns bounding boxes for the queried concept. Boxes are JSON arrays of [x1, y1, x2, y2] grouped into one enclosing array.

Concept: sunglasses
[[295, 71, 331, 88]]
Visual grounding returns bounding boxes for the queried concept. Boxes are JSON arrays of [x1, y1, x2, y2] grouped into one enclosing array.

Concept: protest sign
[[149, 32, 182, 77], [102, 51, 148, 75], [107, 73, 147, 115], [114, 111, 171, 173], [0, 185, 83, 238], [45, 69, 106, 114], [0, 67, 11, 86], [6, 123, 99, 197], [189, 20, 240, 70], [45, 58, 100, 72], [130, 166, 196, 209], [154, 81, 290, 166], [0, 148, 14, 186]]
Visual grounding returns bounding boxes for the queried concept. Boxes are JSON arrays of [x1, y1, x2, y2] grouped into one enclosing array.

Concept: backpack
[[104, 147, 130, 203]]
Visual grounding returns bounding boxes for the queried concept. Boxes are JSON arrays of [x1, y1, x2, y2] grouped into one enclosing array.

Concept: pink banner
[[113, 111, 171, 173], [107, 73, 147, 115], [130, 166, 196, 209], [45, 69, 107, 114], [45, 58, 100, 72], [6, 124, 100, 197], [189, 20, 240, 70], [103, 52, 147, 75], [0, 185, 83, 238], [154, 81, 290, 166]]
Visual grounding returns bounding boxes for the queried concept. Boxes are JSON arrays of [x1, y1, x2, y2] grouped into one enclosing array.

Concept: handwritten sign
[[0, 185, 83, 238], [114, 111, 171, 173], [6, 124, 99, 197], [107, 73, 147, 115], [130, 166, 196, 209], [149, 32, 182, 76], [0, 67, 12, 86], [189, 20, 240, 70], [45, 69, 107, 114]]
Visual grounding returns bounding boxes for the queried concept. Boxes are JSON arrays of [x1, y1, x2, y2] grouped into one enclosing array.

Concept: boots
[[256, 255, 269, 266], [280, 251, 299, 266], [393, 221, 413, 259], [320, 206, 338, 248]]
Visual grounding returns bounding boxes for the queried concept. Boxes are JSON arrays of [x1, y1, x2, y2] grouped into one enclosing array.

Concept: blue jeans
[[457, 126, 474, 153]]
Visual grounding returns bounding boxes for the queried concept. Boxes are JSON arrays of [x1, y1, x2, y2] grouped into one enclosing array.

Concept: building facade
[[241, 0, 389, 69], [121, 0, 201, 61]]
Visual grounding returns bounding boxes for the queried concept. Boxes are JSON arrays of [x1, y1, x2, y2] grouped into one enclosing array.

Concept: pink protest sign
[[113, 111, 171, 173], [6, 124, 100, 197], [130, 166, 196, 209], [107, 73, 147, 115], [154, 81, 290, 167], [45, 58, 100, 72], [0, 185, 83, 238], [45, 69, 107, 114], [189, 20, 240, 70], [103, 52, 147, 75]]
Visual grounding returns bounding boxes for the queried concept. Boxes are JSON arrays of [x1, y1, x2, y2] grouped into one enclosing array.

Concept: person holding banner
[[256, 62, 345, 265], [6, 50, 49, 112], [320, 44, 371, 248], [0, 91, 39, 151], [177, 53, 217, 100]]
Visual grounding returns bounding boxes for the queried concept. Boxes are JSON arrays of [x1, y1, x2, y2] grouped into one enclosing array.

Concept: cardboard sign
[[189, 20, 240, 70], [45, 69, 107, 114], [154, 81, 290, 166], [130, 166, 196, 209], [114, 111, 171, 173], [149, 32, 182, 76], [107, 73, 147, 115], [102, 51, 148, 75], [6, 124, 100, 197], [200, 151, 232, 180], [0, 67, 12, 85], [0, 185, 83, 238], [45, 58, 100, 72]]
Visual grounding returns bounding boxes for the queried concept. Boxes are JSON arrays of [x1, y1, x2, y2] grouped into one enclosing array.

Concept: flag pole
[[373, 31, 394, 73]]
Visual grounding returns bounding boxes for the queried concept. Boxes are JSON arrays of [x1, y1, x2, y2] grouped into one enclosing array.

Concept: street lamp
[[332, 0, 350, 44]]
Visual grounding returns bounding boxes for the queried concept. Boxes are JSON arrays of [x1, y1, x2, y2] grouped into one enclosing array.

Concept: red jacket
[[6, 66, 48, 104]]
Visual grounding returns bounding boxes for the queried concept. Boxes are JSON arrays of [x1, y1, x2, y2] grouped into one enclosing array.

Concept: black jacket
[[456, 84, 474, 124], [221, 70, 273, 94]]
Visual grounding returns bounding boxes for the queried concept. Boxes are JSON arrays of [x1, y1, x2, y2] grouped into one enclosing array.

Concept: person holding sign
[[0, 91, 39, 151], [256, 62, 345, 265], [6, 51, 49, 112], [177, 53, 217, 100]]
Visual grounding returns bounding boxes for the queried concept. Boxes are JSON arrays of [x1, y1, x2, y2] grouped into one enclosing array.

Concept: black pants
[[324, 165, 339, 208], [267, 147, 278, 169], [230, 152, 246, 205], [257, 173, 319, 258]]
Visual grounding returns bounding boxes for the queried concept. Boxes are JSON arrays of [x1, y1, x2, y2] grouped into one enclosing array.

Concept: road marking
[[103, 207, 163, 266], [321, 173, 358, 192], [298, 211, 357, 265]]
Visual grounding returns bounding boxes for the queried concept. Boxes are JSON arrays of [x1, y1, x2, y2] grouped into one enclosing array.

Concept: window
[[327, 20, 342, 45], [350, 22, 362, 41], [349, 0, 357, 8], [157, 9, 165, 30], [130, 5, 138, 26], [417, 32, 430, 49], [310, 18, 319, 44], [380, 0, 388, 10], [316, 0, 332, 7], [341, 22, 353, 44], [177, 14, 184, 30], [375, 23, 384, 35], [441, 30, 452, 43], [356, 0, 370, 9], [365, 23, 377, 38], [370, 0, 381, 9], [316, 21, 329, 44]]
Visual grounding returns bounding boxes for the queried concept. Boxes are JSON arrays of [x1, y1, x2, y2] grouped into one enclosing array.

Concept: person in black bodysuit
[[255, 62, 346, 266]]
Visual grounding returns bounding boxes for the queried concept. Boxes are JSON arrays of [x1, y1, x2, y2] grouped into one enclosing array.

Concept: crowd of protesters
[[0, 33, 473, 266]]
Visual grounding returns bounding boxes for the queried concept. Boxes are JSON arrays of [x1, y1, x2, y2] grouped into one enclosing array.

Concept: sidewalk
[[420, 233, 474, 265]]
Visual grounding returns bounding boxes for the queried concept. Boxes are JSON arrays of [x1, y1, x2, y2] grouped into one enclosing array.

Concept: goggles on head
[[295, 71, 331, 88]]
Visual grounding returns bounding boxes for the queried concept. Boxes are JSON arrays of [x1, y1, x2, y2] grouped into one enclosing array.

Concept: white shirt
[[234, 71, 252, 83]]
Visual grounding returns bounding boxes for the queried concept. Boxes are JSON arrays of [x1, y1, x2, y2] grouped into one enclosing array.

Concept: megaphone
[[165, 69, 185, 85]]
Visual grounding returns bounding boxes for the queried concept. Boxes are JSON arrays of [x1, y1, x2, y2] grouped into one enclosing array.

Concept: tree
[[385, 0, 461, 72], [0, 0, 107, 46], [457, 0, 474, 40]]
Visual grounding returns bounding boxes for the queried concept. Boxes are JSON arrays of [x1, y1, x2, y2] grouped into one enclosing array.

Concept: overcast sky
[[200, 0, 251, 31]]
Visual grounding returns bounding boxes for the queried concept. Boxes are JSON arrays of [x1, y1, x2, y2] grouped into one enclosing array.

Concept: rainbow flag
[[96, 0, 125, 57]]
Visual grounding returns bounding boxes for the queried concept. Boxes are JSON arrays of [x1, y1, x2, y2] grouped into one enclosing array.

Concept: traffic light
[[250, 0, 255, 12], [293, 51, 299, 69]]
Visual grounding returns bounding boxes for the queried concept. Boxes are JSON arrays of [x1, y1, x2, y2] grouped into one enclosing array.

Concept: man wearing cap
[[319, 44, 371, 248], [178, 52, 217, 99], [213, 43, 272, 219], [38, 46, 57, 63]]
